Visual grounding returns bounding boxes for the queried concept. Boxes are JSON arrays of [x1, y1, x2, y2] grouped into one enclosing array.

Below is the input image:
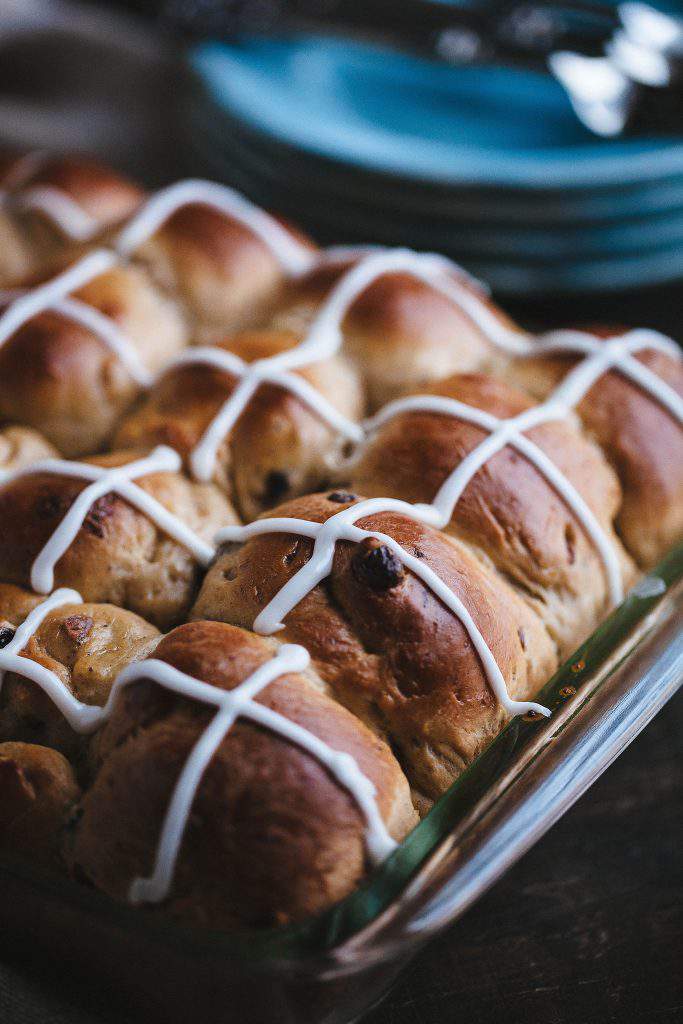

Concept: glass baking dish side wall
[[0, 545, 680, 1024]]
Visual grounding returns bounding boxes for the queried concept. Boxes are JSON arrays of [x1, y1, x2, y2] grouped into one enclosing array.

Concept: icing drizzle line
[[0, 287, 152, 385], [216, 497, 550, 720], [120, 645, 396, 902], [0, 178, 316, 390], [0, 590, 396, 900], [166, 346, 363, 482], [1, 446, 215, 593], [114, 179, 315, 274], [0, 152, 104, 241], [213, 327, 682, 720], [363, 399, 628, 603]]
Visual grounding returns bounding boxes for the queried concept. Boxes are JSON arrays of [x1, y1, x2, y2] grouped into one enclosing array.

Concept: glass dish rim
[[2, 543, 681, 969]]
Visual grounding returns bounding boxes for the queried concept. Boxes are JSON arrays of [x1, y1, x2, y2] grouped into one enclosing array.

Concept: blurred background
[[0, 0, 681, 326]]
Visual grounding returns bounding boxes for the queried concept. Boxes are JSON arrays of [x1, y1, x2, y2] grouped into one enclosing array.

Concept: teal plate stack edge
[[186, 31, 683, 295]]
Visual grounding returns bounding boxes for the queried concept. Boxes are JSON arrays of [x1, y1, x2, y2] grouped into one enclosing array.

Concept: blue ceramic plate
[[188, 105, 683, 260], [186, 87, 683, 224], [191, 35, 683, 189]]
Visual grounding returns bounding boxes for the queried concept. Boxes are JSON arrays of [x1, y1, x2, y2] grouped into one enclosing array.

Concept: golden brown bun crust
[[0, 153, 143, 287], [0, 741, 80, 868], [69, 621, 416, 928], [352, 373, 635, 656], [0, 425, 57, 472], [274, 258, 522, 407], [0, 583, 160, 761], [115, 328, 363, 518], [0, 308, 138, 456], [509, 340, 683, 567], [136, 205, 317, 334], [192, 493, 556, 801], [0, 451, 238, 630], [0, 264, 188, 457], [26, 155, 144, 226]]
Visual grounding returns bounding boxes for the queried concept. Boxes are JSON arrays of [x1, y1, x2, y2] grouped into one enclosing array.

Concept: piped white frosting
[[0, 446, 216, 593], [291, 247, 532, 363], [114, 179, 316, 275], [0, 248, 118, 351], [13, 187, 101, 241], [214, 324, 683, 721], [164, 346, 363, 482], [216, 496, 550, 720], [120, 643, 396, 903], [0, 592, 395, 900], [365, 393, 624, 606], [0, 152, 106, 241], [0, 587, 105, 732], [0, 288, 152, 385], [0, 184, 679, 793], [0, 178, 318, 392]]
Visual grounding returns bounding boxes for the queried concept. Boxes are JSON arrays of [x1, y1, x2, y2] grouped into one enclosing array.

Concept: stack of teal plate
[[185, 32, 683, 296]]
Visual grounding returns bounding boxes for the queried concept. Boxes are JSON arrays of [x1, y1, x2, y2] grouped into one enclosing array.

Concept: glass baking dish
[[0, 545, 680, 1024]]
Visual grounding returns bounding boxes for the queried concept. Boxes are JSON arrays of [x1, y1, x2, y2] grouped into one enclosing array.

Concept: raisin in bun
[[192, 493, 556, 803], [0, 742, 80, 868], [129, 203, 317, 337], [114, 328, 363, 519], [0, 449, 237, 630], [0, 153, 143, 287], [507, 331, 683, 568], [272, 252, 523, 409], [0, 263, 189, 457], [0, 584, 159, 762], [0, 425, 58, 473], [68, 621, 416, 929], [352, 373, 636, 658]]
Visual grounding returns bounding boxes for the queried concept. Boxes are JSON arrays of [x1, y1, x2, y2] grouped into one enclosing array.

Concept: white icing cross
[[12, 187, 101, 241], [292, 247, 683, 409], [165, 347, 363, 482], [216, 496, 550, 720], [0, 446, 215, 593], [0, 587, 106, 732], [0, 178, 317, 392], [533, 328, 683, 426], [213, 326, 682, 721], [0, 591, 396, 902], [291, 247, 532, 364], [0, 152, 103, 241], [118, 643, 396, 903], [0, 248, 124, 368], [365, 393, 624, 606]]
